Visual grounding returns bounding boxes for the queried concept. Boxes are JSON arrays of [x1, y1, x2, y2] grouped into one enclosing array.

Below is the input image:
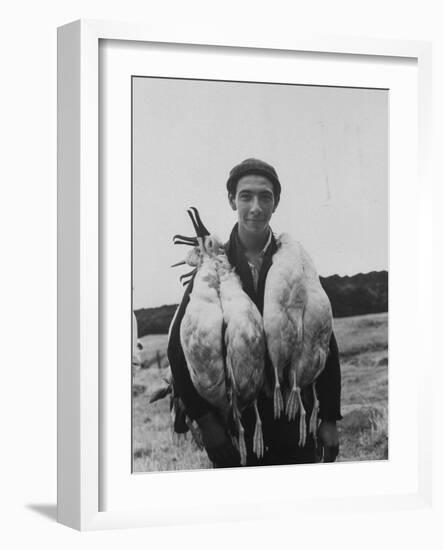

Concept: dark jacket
[[167, 225, 342, 423]]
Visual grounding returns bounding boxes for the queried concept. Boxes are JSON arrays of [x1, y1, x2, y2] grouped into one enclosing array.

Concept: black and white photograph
[[4, 0, 439, 540], [131, 76, 388, 472]]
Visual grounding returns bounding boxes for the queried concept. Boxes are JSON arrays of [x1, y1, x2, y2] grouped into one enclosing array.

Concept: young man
[[168, 158, 342, 467]]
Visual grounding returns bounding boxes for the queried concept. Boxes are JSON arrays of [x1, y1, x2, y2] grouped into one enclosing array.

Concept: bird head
[[185, 206, 223, 256], [172, 207, 224, 286]]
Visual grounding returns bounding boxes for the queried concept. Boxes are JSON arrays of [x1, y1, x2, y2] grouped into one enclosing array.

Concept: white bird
[[263, 233, 333, 446], [216, 254, 266, 465], [178, 208, 230, 423]]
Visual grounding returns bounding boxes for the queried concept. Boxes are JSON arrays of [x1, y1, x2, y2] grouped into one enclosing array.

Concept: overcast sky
[[132, 77, 388, 310]]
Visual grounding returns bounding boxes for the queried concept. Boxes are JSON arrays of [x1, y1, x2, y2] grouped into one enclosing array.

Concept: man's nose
[[250, 196, 262, 213]]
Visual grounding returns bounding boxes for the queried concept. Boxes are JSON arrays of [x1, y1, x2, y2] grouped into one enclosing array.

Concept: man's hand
[[197, 411, 240, 467], [317, 420, 339, 462]]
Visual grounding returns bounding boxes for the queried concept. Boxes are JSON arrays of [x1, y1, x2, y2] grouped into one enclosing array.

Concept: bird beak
[[187, 207, 210, 237]]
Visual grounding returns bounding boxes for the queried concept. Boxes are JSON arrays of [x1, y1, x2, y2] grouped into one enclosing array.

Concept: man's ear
[[273, 196, 279, 213], [228, 193, 237, 211]]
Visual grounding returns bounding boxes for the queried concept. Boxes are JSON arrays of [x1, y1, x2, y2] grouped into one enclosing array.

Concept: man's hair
[[226, 158, 281, 203]]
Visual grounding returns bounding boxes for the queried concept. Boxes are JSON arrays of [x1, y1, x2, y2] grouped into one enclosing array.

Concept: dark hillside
[[319, 271, 388, 318]]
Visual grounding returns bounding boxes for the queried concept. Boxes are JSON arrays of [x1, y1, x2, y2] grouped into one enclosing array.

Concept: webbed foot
[[253, 420, 264, 459], [274, 384, 284, 419], [309, 403, 319, 440], [238, 425, 247, 466], [285, 387, 300, 421], [299, 406, 307, 447]]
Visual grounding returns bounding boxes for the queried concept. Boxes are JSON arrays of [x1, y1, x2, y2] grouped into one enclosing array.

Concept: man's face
[[229, 174, 277, 235]]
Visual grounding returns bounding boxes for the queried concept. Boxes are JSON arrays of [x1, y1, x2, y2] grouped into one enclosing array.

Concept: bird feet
[[309, 401, 319, 440], [285, 386, 301, 421], [238, 426, 247, 466], [299, 406, 307, 447], [253, 421, 264, 459], [274, 384, 284, 419], [286, 386, 307, 446]]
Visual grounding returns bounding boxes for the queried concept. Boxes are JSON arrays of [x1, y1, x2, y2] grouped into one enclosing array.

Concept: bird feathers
[[174, 208, 333, 457], [180, 254, 230, 419], [263, 233, 333, 419]]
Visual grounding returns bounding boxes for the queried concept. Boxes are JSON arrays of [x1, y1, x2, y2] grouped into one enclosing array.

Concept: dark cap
[[226, 158, 281, 201]]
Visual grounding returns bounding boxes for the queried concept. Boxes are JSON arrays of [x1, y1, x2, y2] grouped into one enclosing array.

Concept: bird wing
[[180, 293, 228, 415], [225, 306, 265, 407], [295, 280, 333, 386], [264, 260, 302, 381]]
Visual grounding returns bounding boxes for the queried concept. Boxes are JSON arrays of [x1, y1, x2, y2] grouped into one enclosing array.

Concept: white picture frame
[[57, 19, 433, 531]]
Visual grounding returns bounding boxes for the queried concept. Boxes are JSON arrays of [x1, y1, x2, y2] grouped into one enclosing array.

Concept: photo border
[[57, 19, 433, 530]]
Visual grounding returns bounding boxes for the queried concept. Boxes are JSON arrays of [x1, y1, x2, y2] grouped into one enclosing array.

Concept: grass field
[[132, 312, 388, 472]]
